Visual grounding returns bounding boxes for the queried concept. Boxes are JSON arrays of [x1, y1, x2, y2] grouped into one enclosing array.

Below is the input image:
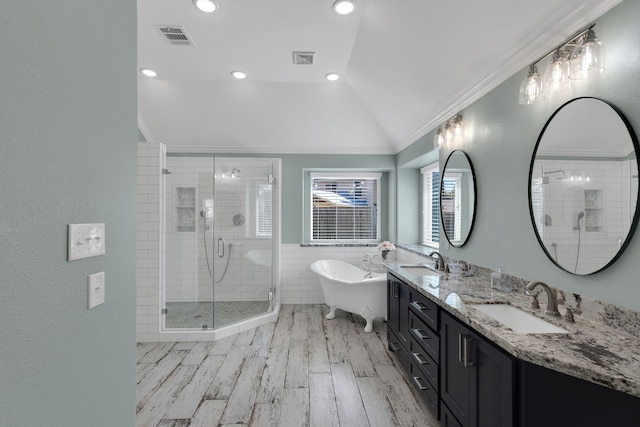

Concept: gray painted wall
[[0, 2, 137, 425], [398, 1, 640, 311]]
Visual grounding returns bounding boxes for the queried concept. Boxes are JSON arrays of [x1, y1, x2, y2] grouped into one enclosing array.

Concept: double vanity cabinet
[[387, 273, 513, 427], [386, 271, 640, 427]]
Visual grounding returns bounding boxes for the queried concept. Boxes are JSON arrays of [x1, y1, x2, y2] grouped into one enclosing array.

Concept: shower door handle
[[218, 238, 226, 258]]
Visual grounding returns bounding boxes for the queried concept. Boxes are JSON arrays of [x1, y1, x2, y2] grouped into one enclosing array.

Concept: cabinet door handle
[[458, 334, 463, 363], [412, 328, 430, 340], [389, 342, 401, 352], [412, 375, 428, 391], [393, 282, 399, 299], [462, 336, 468, 367], [466, 337, 475, 367], [412, 351, 429, 365], [411, 301, 429, 311]]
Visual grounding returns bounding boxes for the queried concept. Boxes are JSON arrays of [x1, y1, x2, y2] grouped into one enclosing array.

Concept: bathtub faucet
[[362, 255, 383, 276]]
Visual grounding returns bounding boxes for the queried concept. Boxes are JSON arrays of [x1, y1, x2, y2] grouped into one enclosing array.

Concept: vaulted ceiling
[[137, 0, 620, 154]]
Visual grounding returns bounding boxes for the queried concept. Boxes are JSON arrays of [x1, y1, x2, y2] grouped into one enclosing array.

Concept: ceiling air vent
[[292, 51, 315, 65], [154, 25, 194, 46]]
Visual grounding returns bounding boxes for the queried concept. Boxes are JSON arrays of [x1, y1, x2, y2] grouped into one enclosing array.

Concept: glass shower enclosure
[[162, 155, 276, 330]]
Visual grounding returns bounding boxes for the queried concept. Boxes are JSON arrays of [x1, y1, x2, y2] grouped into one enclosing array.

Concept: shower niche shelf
[[176, 187, 196, 232], [584, 189, 603, 233]]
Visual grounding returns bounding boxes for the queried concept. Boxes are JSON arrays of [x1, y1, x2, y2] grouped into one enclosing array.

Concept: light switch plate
[[88, 271, 105, 309], [68, 223, 105, 261]]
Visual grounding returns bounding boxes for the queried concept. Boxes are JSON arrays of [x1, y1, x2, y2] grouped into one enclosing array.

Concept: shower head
[[577, 211, 585, 220], [543, 170, 567, 178]]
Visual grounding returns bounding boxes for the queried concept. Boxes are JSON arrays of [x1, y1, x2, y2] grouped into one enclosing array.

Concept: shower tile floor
[[165, 301, 271, 329]]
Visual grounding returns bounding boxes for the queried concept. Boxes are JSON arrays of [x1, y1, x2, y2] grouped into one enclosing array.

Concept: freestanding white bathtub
[[310, 259, 387, 332]]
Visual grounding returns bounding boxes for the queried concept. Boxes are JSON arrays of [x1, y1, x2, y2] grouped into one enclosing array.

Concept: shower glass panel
[[163, 155, 274, 330]]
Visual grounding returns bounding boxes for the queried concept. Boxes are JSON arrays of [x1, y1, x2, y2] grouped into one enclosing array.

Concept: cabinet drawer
[[440, 401, 463, 427], [409, 310, 439, 363], [408, 336, 438, 391], [387, 327, 405, 353], [409, 290, 439, 331], [387, 328, 409, 371], [408, 360, 439, 419]]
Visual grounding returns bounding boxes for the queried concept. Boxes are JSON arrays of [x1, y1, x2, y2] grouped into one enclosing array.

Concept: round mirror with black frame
[[440, 150, 477, 247], [529, 97, 640, 275]]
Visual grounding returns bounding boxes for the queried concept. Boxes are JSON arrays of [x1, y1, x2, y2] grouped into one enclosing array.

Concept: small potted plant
[[376, 241, 396, 260]]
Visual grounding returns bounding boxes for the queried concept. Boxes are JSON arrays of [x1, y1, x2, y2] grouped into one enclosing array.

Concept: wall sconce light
[[434, 114, 464, 150], [519, 24, 604, 105]]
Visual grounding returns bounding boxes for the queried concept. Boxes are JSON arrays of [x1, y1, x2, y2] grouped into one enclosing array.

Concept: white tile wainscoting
[[280, 245, 424, 305]]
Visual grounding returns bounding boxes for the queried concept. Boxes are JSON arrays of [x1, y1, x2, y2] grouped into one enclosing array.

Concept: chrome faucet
[[525, 281, 561, 317], [428, 251, 445, 271]]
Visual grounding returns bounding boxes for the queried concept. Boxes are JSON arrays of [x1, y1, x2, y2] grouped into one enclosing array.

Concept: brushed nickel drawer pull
[[412, 375, 428, 391], [412, 351, 429, 365], [411, 301, 429, 311], [412, 328, 430, 340]]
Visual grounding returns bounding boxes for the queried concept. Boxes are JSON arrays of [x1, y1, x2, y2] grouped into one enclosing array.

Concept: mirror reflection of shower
[[573, 211, 584, 273]]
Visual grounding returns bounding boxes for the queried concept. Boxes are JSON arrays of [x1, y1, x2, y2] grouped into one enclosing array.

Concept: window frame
[[256, 183, 272, 238], [309, 172, 382, 243], [421, 162, 440, 248]]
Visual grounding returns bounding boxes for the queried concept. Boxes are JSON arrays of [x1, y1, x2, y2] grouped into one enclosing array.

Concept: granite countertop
[[385, 262, 640, 399]]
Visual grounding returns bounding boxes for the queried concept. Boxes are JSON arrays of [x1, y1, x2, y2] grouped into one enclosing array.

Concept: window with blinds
[[310, 173, 381, 242], [441, 173, 462, 242], [256, 184, 272, 238], [421, 163, 440, 246]]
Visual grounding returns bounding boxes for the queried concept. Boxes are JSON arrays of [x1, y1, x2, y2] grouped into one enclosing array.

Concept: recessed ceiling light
[[140, 68, 157, 77], [325, 73, 340, 81], [333, 0, 355, 15], [231, 70, 247, 80], [193, 0, 218, 13]]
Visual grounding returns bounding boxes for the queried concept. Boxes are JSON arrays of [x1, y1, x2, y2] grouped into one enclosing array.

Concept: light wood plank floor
[[136, 304, 438, 427]]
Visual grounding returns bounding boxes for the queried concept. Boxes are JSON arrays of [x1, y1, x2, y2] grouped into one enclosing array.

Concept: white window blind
[[310, 173, 381, 242], [421, 163, 440, 246], [441, 173, 462, 243], [256, 184, 272, 238]]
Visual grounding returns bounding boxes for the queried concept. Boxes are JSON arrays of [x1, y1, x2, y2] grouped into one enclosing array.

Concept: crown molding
[[395, 0, 622, 154]]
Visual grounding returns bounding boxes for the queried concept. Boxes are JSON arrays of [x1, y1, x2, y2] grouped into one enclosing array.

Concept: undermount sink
[[469, 304, 568, 334], [400, 265, 442, 276]]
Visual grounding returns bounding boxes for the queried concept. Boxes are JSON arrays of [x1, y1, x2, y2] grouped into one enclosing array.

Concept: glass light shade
[[569, 28, 605, 80], [444, 123, 453, 142], [140, 68, 157, 77], [434, 127, 444, 149], [194, 0, 217, 13], [231, 70, 247, 79], [333, 0, 355, 15], [542, 49, 572, 94], [519, 64, 543, 105], [451, 115, 464, 139]]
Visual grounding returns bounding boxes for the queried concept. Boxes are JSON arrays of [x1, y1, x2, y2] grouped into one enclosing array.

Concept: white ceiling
[[137, 0, 620, 155]]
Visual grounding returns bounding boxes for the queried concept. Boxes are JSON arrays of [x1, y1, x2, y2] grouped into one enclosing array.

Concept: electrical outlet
[[68, 223, 105, 261], [88, 272, 105, 309]]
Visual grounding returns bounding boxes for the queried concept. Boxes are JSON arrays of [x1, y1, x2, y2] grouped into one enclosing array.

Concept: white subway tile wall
[[280, 244, 403, 304], [137, 142, 165, 342]]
